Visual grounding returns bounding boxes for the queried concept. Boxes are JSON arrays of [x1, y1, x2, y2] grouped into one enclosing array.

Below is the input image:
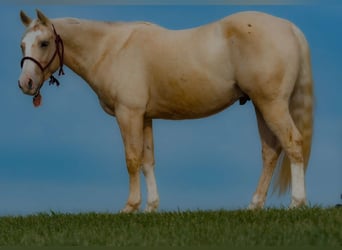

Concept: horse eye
[[40, 41, 49, 48]]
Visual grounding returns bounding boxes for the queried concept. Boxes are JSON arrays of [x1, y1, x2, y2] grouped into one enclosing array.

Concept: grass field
[[0, 207, 341, 246]]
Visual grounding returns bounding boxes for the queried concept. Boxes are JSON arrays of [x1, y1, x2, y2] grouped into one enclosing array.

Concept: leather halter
[[20, 24, 65, 87]]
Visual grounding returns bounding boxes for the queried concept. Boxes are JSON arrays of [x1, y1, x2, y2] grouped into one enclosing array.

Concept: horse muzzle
[[18, 77, 40, 96]]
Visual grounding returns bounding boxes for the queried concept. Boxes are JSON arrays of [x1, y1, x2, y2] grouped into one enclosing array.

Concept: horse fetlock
[[248, 193, 265, 210], [248, 201, 265, 210], [121, 201, 141, 213], [290, 196, 307, 208], [145, 199, 159, 213]]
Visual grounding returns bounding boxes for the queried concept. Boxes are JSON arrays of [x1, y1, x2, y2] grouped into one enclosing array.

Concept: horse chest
[[99, 99, 116, 116]]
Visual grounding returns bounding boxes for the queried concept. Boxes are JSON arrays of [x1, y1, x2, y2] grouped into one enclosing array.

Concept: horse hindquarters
[[251, 25, 313, 208]]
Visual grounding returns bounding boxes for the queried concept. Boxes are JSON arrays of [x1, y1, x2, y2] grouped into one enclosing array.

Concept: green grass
[[0, 207, 341, 246]]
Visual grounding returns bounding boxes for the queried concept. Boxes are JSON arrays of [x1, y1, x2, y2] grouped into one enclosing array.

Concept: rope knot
[[49, 75, 60, 86]]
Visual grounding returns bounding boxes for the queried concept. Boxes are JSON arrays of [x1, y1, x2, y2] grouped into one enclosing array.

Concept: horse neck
[[52, 18, 124, 84]]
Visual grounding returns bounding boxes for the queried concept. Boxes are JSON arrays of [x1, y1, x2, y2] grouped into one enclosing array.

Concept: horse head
[[18, 10, 64, 106]]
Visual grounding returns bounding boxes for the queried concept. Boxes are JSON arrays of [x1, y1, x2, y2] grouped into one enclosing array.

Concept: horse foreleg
[[116, 106, 144, 213], [249, 107, 281, 209], [141, 119, 159, 212]]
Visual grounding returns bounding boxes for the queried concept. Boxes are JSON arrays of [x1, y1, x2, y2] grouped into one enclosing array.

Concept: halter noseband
[[20, 24, 65, 86]]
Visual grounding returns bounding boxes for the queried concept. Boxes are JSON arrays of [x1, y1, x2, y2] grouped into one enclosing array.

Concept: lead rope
[[49, 24, 65, 86]]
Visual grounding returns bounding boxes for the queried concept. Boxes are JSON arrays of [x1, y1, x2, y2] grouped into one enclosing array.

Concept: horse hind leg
[[256, 100, 306, 208], [249, 107, 282, 209]]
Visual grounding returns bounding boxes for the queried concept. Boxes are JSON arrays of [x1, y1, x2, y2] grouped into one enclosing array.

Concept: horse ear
[[36, 9, 50, 26], [20, 10, 32, 27]]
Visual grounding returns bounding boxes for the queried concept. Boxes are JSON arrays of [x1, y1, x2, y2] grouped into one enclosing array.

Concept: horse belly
[[146, 78, 241, 120]]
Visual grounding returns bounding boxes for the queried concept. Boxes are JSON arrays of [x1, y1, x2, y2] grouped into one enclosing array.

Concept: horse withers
[[18, 10, 313, 212]]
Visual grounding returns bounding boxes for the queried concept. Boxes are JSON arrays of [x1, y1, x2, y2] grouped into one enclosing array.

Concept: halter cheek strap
[[20, 24, 65, 87]]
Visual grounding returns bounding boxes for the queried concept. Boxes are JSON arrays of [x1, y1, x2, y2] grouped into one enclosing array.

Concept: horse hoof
[[120, 203, 140, 213], [248, 203, 263, 210]]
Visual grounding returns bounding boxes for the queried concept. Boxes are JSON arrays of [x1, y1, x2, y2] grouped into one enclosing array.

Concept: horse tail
[[274, 24, 314, 194]]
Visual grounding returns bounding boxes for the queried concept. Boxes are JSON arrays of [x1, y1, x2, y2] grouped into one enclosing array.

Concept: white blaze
[[22, 30, 42, 56], [21, 30, 43, 73]]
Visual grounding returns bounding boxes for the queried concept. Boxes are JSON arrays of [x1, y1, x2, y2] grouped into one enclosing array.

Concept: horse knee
[[126, 156, 142, 174], [125, 141, 144, 169], [142, 163, 154, 175]]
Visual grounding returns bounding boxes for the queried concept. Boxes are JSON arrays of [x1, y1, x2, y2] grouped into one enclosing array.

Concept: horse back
[[104, 12, 306, 120]]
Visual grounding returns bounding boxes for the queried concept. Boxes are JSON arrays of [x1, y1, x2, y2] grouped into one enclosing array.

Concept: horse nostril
[[18, 80, 23, 89], [28, 79, 33, 89]]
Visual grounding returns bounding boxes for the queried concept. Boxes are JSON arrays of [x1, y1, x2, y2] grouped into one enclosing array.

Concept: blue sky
[[0, 3, 341, 215]]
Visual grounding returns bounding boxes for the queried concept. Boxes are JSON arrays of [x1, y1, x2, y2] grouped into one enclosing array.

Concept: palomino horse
[[18, 10, 313, 212]]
